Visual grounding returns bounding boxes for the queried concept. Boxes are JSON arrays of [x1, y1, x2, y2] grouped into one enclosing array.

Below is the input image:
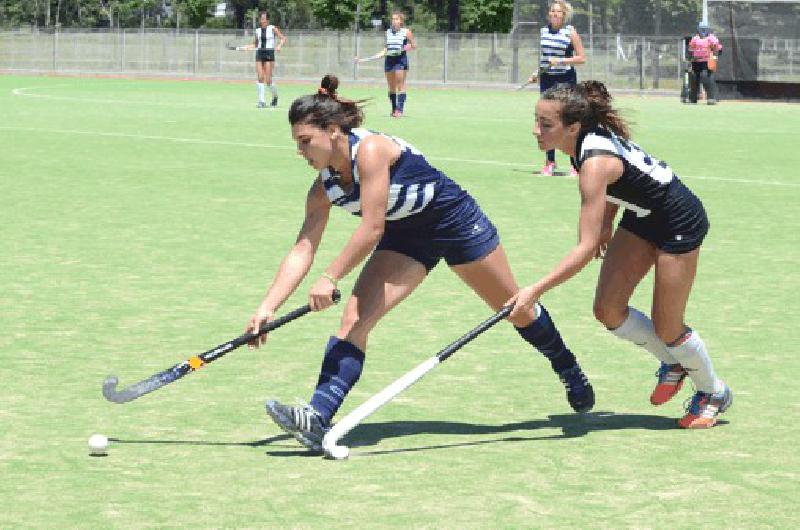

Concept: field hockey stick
[[516, 79, 535, 91], [103, 290, 341, 404], [225, 41, 249, 51], [355, 53, 382, 64], [322, 305, 512, 460], [517, 66, 546, 90]]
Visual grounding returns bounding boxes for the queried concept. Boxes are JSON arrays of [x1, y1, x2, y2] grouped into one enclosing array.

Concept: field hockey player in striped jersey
[[355, 10, 416, 117], [509, 80, 732, 429], [245, 75, 594, 453], [238, 11, 286, 108], [529, 0, 585, 176]]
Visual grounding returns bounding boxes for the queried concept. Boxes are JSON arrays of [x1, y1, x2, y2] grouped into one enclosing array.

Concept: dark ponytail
[[288, 74, 366, 131], [541, 80, 631, 139]]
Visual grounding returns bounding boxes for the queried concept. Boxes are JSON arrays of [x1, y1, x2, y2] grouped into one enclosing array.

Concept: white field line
[[14, 86, 798, 132], [0, 125, 291, 150], [11, 86, 513, 122], [11, 86, 229, 109], [2, 126, 798, 189]]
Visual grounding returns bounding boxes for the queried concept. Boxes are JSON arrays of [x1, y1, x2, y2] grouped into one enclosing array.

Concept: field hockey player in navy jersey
[[245, 75, 595, 452]]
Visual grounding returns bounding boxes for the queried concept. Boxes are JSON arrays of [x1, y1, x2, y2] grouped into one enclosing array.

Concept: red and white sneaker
[[679, 383, 733, 429], [391, 110, 402, 118], [540, 162, 556, 176], [569, 166, 579, 177], [650, 362, 688, 405]]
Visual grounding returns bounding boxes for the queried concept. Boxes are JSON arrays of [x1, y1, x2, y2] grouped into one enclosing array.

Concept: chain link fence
[[2, 28, 798, 89]]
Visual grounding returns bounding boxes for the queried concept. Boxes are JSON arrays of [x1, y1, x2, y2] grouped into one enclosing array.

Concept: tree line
[[0, 0, 701, 35]]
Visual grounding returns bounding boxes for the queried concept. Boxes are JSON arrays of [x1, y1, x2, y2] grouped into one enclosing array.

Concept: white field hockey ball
[[88, 434, 109, 456]]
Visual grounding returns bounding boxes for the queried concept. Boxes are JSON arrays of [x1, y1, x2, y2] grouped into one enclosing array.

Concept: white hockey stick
[[322, 305, 511, 460]]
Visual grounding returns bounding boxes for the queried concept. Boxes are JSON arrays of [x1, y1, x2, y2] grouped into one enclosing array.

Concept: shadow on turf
[[511, 168, 575, 178], [347, 411, 685, 457], [266, 410, 721, 458], [112, 411, 728, 458], [108, 433, 294, 447]]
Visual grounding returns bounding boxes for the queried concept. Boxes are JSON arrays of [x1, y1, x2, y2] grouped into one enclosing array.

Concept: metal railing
[[2, 28, 798, 88]]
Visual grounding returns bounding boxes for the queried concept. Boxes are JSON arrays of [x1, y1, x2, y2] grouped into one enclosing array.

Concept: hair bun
[[320, 74, 339, 98]]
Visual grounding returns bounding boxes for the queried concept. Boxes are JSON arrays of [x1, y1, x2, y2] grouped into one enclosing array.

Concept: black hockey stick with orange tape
[[103, 291, 340, 403]]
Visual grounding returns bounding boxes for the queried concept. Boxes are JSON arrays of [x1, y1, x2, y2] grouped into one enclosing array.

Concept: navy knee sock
[[389, 93, 397, 112], [515, 304, 577, 373], [397, 92, 407, 112], [309, 337, 365, 424]]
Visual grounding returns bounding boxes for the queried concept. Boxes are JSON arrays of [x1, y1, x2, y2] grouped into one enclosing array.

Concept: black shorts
[[618, 181, 709, 254], [691, 61, 710, 75], [256, 49, 275, 62]]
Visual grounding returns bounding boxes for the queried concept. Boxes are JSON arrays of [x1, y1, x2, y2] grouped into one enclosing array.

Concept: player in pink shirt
[[688, 22, 722, 104]]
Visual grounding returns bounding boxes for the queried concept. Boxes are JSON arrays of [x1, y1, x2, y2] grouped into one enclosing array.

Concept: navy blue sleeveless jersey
[[319, 128, 499, 269], [571, 127, 709, 253]]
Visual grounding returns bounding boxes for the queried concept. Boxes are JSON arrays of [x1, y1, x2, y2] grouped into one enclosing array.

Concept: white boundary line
[[2, 125, 798, 189], [11, 86, 516, 122], [14, 86, 797, 132], [12, 86, 222, 109], [0, 125, 291, 150]]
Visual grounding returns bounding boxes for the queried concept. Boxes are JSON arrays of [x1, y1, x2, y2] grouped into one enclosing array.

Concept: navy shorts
[[539, 69, 577, 92], [375, 195, 500, 271], [618, 181, 709, 254], [256, 49, 275, 62], [384, 54, 409, 72]]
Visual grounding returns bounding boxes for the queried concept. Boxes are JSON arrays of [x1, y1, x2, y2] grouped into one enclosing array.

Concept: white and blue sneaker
[[679, 383, 732, 429], [265, 399, 329, 452]]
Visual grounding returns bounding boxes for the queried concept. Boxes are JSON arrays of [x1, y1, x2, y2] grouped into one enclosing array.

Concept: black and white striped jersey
[[255, 25, 275, 50], [571, 127, 679, 218]]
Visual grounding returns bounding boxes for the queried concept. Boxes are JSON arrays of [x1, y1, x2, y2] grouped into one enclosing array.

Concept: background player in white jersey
[[245, 75, 594, 452], [239, 11, 286, 108], [355, 11, 416, 117], [509, 80, 732, 429], [527, 0, 585, 176]]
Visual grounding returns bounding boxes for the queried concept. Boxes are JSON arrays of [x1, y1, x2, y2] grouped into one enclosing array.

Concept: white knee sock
[[269, 83, 278, 99], [610, 307, 678, 364], [257, 82, 265, 103], [666, 329, 723, 394]]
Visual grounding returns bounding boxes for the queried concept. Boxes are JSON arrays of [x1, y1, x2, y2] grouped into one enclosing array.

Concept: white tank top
[[256, 25, 275, 50]]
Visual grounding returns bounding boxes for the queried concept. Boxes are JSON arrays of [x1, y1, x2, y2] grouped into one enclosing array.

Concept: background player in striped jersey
[[356, 11, 416, 117], [528, 0, 585, 176], [246, 75, 594, 452], [239, 11, 286, 108], [510, 80, 732, 429]]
